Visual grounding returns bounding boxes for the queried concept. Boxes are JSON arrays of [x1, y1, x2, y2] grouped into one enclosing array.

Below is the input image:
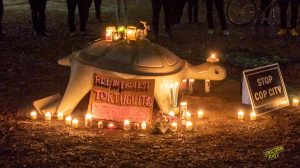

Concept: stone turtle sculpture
[[57, 40, 226, 115]]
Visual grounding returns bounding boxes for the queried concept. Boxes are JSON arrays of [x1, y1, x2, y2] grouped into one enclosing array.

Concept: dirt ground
[[1, 0, 300, 167]]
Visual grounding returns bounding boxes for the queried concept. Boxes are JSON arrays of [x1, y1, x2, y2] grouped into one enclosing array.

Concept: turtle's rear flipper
[[33, 93, 62, 115]]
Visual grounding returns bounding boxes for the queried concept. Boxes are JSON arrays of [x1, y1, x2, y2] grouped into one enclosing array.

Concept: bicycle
[[226, 0, 300, 26]]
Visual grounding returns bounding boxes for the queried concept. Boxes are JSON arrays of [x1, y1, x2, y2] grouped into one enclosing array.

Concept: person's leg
[[194, 0, 199, 23], [86, 0, 92, 21], [205, 0, 213, 30], [188, 0, 193, 23], [163, 0, 172, 35], [38, 0, 47, 35], [264, 0, 272, 19], [66, 0, 76, 32], [214, 0, 227, 30], [94, 0, 101, 19], [279, 0, 288, 29], [0, 0, 3, 34], [177, 0, 186, 24], [122, 0, 128, 26], [29, 0, 40, 33], [152, 0, 162, 37], [290, 0, 299, 29], [78, 0, 88, 32]]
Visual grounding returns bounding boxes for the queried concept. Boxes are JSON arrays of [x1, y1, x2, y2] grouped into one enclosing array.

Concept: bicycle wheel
[[273, 2, 300, 26], [227, 0, 257, 26]]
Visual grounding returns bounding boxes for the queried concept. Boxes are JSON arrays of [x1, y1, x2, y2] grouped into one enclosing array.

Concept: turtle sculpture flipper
[[56, 40, 226, 116]]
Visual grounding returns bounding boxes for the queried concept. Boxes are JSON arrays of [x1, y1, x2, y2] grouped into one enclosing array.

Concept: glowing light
[[238, 111, 244, 120], [124, 119, 130, 131], [186, 121, 193, 131], [171, 122, 178, 132], [141, 121, 147, 130], [66, 116, 72, 126], [30, 111, 37, 120], [45, 112, 51, 121], [85, 114, 93, 127], [57, 112, 64, 121], [197, 110, 204, 119], [97, 121, 103, 129], [72, 119, 79, 128], [250, 111, 256, 121], [293, 98, 299, 107]]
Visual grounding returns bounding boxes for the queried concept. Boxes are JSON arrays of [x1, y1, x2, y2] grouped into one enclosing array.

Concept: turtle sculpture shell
[[73, 40, 186, 75]]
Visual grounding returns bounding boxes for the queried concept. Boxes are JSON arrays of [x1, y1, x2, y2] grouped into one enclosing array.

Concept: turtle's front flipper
[[57, 62, 94, 116]]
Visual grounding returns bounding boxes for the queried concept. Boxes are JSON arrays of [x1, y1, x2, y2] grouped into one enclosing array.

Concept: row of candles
[[30, 111, 148, 130], [106, 26, 144, 42], [30, 98, 299, 131]]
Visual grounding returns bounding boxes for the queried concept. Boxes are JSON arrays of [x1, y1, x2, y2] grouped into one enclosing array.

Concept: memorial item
[[54, 39, 226, 117]]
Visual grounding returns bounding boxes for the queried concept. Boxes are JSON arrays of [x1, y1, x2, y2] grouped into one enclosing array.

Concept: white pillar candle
[[292, 98, 299, 107], [186, 111, 192, 120], [238, 111, 244, 120], [186, 121, 193, 131], [72, 119, 79, 128], [57, 112, 64, 121], [141, 121, 147, 130], [85, 114, 93, 127], [97, 121, 103, 129], [45, 112, 51, 121], [124, 119, 130, 131], [66, 116, 72, 126], [205, 79, 211, 93], [170, 122, 178, 132], [250, 111, 256, 121], [30, 111, 37, 120], [197, 110, 204, 119], [180, 102, 188, 112]]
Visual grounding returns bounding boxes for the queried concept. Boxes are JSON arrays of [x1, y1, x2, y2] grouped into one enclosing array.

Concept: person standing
[[94, 0, 102, 21], [0, 0, 3, 35], [29, 0, 47, 36], [256, 0, 272, 25], [115, 0, 128, 26], [276, 0, 299, 37], [152, 0, 172, 38], [188, 0, 199, 23], [66, 0, 91, 36], [172, 0, 186, 27], [204, 0, 229, 35]]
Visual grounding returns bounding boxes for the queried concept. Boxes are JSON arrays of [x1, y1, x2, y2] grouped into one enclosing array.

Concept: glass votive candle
[[197, 110, 204, 119], [238, 111, 244, 120], [45, 112, 51, 122], [85, 114, 92, 128], [66, 116, 72, 126], [98, 121, 103, 129], [141, 121, 147, 130], [57, 112, 64, 121], [124, 119, 130, 131], [293, 98, 299, 107], [186, 121, 193, 131], [72, 119, 79, 128], [171, 122, 178, 132], [250, 111, 256, 121]]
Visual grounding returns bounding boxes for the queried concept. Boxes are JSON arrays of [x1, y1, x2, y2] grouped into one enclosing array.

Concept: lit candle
[[250, 111, 256, 121], [186, 121, 193, 131], [57, 112, 64, 121], [124, 119, 130, 131], [126, 26, 137, 41], [97, 121, 103, 129], [238, 111, 244, 120], [169, 111, 175, 121], [205, 79, 211, 93], [170, 122, 178, 132], [85, 114, 93, 127], [108, 122, 116, 129], [72, 119, 79, 128], [186, 111, 192, 120], [188, 79, 195, 95], [293, 98, 299, 107], [45, 112, 51, 121], [66, 116, 72, 126], [30, 111, 37, 120], [106, 26, 116, 41], [197, 110, 204, 119], [141, 121, 147, 130], [169, 83, 174, 108], [206, 53, 220, 62], [180, 102, 188, 112]]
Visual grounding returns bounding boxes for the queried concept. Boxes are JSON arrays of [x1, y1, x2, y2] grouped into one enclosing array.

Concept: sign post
[[88, 74, 155, 124], [243, 64, 289, 114]]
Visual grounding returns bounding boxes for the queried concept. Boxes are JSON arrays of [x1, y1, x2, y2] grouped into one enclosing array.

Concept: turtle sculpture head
[[185, 62, 226, 81], [56, 40, 227, 115]]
